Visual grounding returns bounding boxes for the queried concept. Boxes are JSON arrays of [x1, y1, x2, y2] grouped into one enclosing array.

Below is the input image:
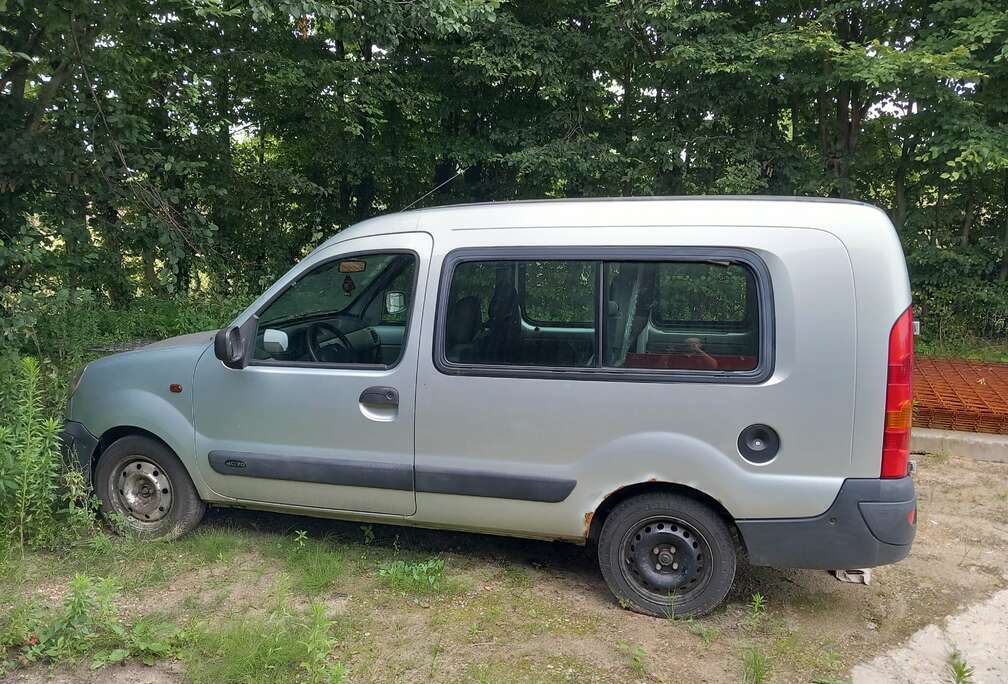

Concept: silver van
[[61, 197, 917, 616]]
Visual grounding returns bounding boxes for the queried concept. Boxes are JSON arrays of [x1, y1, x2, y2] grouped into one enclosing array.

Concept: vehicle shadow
[[198, 505, 827, 614], [201, 504, 597, 572]]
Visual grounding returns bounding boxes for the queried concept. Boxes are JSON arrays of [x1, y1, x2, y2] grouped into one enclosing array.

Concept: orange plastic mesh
[[914, 358, 1008, 435]]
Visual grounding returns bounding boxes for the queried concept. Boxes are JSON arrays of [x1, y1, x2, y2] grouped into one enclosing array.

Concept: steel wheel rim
[[618, 515, 715, 606], [110, 457, 173, 524]]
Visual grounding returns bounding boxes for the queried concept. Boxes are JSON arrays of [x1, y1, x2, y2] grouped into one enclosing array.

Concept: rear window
[[440, 253, 765, 376]]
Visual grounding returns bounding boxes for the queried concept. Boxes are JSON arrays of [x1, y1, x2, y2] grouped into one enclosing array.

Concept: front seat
[[445, 296, 481, 362]]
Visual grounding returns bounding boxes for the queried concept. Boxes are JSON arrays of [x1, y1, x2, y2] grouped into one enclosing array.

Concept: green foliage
[[0, 0, 1005, 353], [182, 603, 347, 684], [0, 574, 182, 669], [0, 357, 72, 553], [377, 557, 451, 595]]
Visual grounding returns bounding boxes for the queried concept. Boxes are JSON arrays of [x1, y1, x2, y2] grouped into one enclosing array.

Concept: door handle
[[359, 386, 399, 408]]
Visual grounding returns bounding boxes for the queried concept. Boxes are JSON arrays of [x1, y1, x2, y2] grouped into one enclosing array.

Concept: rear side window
[[521, 261, 596, 327], [439, 251, 767, 378], [445, 260, 597, 367], [604, 261, 758, 371]]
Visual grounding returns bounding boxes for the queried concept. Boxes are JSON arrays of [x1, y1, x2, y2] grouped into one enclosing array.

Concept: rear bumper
[[58, 420, 99, 489], [736, 476, 916, 569]]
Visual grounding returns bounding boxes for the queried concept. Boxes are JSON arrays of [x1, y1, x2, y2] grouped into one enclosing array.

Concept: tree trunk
[[960, 194, 977, 248], [1000, 173, 1008, 281], [893, 138, 916, 232], [143, 249, 160, 295], [100, 202, 132, 306]]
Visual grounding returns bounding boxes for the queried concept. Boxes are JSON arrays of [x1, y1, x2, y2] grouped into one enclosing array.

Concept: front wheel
[[94, 435, 206, 539], [598, 493, 736, 617]]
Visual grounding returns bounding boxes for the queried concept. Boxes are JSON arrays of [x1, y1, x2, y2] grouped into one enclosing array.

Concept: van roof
[[318, 195, 889, 249]]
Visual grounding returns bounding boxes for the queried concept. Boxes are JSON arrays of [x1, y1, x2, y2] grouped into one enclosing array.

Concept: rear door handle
[[359, 386, 399, 408]]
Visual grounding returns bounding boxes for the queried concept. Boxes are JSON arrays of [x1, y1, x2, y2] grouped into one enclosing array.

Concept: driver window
[[253, 252, 417, 367]]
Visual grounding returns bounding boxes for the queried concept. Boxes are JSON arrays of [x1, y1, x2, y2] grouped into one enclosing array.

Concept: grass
[[462, 654, 600, 683], [741, 646, 770, 684], [688, 618, 721, 646], [182, 602, 347, 684], [616, 641, 648, 677], [181, 526, 251, 564], [1, 450, 1000, 684], [917, 338, 1008, 364], [282, 540, 348, 595]]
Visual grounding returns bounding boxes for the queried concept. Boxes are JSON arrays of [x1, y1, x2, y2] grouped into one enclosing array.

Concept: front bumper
[[58, 420, 99, 489], [736, 476, 916, 569]]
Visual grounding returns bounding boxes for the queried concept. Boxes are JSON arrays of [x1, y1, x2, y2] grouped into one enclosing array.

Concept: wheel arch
[[93, 426, 177, 476], [586, 481, 747, 555]]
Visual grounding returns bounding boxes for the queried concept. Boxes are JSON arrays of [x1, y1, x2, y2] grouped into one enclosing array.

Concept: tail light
[[882, 306, 914, 478]]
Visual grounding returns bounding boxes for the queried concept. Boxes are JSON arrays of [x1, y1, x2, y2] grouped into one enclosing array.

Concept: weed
[[927, 450, 951, 465], [0, 573, 183, 670], [741, 646, 769, 684], [91, 618, 181, 669], [617, 641, 648, 677], [688, 619, 721, 646], [23, 574, 119, 662], [749, 592, 766, 624], [360, 525, 375, 546], [0, 358, 67, 553], [294, 530, 308, 549], [947, 646, 975, 684], [377, 558, 450, 595]]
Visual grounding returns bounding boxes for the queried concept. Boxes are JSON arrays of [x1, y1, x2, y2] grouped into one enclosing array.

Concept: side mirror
[[262, 328, 288, 355], [214, 317, 256, 369], [385, 291, 407, 315]]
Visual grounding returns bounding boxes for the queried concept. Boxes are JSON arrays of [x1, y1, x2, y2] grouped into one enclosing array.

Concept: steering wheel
[[307, 321, 354, 363]]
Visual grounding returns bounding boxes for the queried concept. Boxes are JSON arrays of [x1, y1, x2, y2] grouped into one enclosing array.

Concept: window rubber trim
[[247, 248, 420, 371], [433, 246, 775, 384]]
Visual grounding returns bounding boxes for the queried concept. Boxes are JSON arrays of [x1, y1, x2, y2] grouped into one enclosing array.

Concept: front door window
[[253, 252, 417, 366]]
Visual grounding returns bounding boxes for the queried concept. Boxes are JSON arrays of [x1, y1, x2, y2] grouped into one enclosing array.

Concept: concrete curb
[[911, 427, 1008, 463]]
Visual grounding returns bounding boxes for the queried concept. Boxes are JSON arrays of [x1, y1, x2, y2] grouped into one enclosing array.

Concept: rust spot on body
[[583, 511, 594, 540]]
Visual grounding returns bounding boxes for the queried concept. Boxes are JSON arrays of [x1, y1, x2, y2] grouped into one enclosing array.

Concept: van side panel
[[413, 222, 858, 541]]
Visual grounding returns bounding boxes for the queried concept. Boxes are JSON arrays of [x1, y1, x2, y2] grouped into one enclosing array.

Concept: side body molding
[[208, 450, 576, 503]]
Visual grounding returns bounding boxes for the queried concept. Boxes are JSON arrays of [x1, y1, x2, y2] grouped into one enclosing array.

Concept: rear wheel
[[95, 435, 205, 539], [598, 493, 736, 617]]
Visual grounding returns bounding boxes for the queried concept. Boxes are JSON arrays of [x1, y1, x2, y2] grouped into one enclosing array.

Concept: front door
[[193, 232, 432, 515]]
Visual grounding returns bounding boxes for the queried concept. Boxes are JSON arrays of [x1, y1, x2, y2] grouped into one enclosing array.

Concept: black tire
[[597, 493, 736, 618], [94, 435, 206, 539]]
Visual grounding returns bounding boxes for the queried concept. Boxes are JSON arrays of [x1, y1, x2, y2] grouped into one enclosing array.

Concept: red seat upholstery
[[624, 352, 757, 371]]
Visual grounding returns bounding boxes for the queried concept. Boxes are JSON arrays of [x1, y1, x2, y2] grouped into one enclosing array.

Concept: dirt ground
[[5, 450, 1008, 684]]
